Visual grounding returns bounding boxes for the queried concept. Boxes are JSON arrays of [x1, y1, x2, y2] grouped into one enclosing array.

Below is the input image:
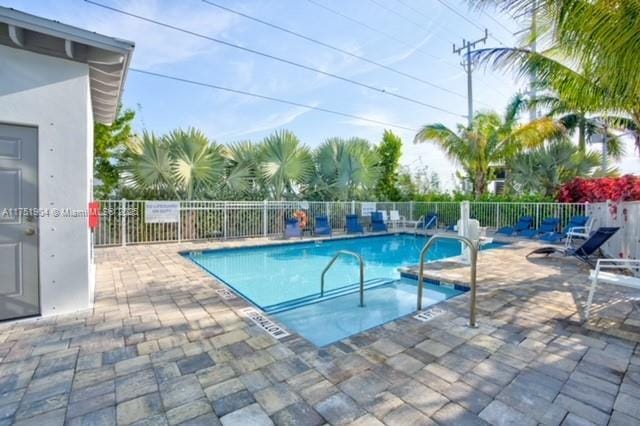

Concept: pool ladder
[[321, 250, 365, 307], [413, 215, 438, 235], [416, 234, 479, 327]]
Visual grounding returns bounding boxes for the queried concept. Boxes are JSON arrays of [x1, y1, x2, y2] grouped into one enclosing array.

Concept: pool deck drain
[[0, 235, 638, 425]]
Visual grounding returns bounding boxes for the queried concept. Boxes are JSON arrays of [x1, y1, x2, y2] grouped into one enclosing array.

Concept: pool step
[[263, 278, 398, 314]]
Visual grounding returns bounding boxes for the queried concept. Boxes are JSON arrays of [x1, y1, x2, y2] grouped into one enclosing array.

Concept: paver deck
[[0, 236, 639, 425]]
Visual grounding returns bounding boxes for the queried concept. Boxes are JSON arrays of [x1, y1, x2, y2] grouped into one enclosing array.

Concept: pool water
[[186, 234, 501, 346]]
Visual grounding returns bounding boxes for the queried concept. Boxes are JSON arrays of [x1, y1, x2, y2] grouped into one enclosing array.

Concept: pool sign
[[145, 201, 180, 223], [361, 202, 377, 216]]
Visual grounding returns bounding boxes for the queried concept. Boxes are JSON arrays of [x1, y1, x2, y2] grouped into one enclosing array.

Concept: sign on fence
[[145, 201, 180, 223], [361, 202, 377, 216]]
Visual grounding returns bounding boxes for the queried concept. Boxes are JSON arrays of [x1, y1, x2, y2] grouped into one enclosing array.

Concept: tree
[[258, 130, 314, 200], [121, 128, 226, 199], [509, 139, 601, 197], [414, 96, 564, 198], [94, 106, 134, 198], [374, 130, 402, 201], [313, 137, 382, 200], [472, 0, 640, 154]]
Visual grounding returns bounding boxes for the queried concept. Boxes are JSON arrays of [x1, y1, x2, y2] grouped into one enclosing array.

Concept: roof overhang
[[0, 7, 135, 125]]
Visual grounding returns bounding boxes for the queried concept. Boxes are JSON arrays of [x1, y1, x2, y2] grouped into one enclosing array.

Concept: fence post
[[496, 204, 500, 230], [121, 198, 127, 247], [409, 201, 414, 221], [351, 200, 355, 215], [223, 202, 228, 240], [535, 204, 540, 229], [177, 202, 182, 242], [263, 200, 268, 237]]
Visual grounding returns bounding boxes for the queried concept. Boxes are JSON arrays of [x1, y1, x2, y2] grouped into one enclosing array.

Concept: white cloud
[[213, 105, 315, 139]]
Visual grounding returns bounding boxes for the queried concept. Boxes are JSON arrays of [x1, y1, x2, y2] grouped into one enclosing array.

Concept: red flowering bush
[[557, 175, 640, 202]]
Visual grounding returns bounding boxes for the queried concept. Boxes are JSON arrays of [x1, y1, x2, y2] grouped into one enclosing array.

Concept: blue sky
[[4, 0, 638, 188]]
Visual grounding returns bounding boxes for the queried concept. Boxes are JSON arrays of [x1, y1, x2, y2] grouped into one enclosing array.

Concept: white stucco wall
[[0, 44, 93, 316]]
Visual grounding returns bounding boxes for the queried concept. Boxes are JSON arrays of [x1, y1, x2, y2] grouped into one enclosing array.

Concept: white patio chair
[[381, 210, 388, 223], [585, 258, 640, 320], [565, 217, 595, 248], [389, 210, 404, 230]]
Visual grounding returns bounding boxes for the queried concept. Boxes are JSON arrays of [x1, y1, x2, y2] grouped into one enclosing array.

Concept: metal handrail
[[413, 215, 438, 234], [416, 234, 479, 327], [413, 215, 425, 234], [321, 250, 365, 307]]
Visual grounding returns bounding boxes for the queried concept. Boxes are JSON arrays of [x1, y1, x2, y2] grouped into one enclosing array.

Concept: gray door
[[0, 124, 39, 320]]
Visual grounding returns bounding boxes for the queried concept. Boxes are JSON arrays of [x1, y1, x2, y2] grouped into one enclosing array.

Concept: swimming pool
[[186, 234, 502, 346]]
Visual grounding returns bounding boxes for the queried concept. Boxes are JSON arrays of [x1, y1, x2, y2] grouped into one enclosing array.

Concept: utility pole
[[529, 0, 538, 121], [453, 29, 488, 127]]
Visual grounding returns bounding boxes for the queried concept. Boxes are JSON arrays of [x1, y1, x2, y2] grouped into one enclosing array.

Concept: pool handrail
[[416, 234, 478, 327], [321, 250, 365, 307]]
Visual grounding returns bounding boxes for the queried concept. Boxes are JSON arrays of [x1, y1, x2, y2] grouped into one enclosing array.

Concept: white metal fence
[[93, 200, 588, 247]]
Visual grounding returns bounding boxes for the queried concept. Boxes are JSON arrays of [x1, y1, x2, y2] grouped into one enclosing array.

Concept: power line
[[85, 0, 464, 118], [304, 0, 459, 70], [200, 0, 468, 99], [129, 68, 420, 132], [367, 0, 455, 44], [434, 0, 508, 46]]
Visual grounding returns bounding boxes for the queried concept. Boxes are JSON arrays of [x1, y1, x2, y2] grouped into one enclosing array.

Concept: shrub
[[557, 175, 640, 203]]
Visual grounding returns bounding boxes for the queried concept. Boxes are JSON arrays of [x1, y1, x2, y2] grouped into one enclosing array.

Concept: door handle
[[25, 228, 35, 236]]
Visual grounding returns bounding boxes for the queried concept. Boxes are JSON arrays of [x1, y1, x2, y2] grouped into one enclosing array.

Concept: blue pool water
[[186, 234, 502, 346]]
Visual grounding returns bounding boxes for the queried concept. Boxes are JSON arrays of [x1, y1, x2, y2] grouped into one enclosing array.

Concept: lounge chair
[[496, 216, 533, 236], [540, 215, 590, 243], [520, 217, 560, 239], [314, 215, 332, 236], [284, 217, 302, 239], [345, 214, 364, 234], [370, 211, 388, 232], [585, 259, 640, 319], [526, 227, 619, 266]]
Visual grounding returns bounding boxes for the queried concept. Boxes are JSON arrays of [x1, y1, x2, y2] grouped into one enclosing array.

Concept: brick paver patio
[[0, 236, 639, 425]]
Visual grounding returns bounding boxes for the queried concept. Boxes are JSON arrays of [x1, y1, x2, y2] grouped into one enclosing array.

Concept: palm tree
[[510, 139, 601, 197], [472, 0, 640, 154], [414, 96, 564, 198], [122, 128, 225, 199], [221, 141, 260, 199], [313, 137, 382, 200], [514, 94, 626, 159], [258, 130, 314, 200]]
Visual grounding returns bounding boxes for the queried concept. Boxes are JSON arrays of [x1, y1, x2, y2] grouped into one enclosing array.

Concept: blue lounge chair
[[284, 217, 302, 238], [520, 217, 560, 239], [345, 214, 364, 234], [526, 227, 619, 266], [314, 216, 332, 236], [540, 215, 590, 243], [496, 216, 533, 236], [370, 211, 388, 232]]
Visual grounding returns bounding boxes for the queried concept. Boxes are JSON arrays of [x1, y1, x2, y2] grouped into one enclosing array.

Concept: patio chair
[[370, 211, 388, 232], [520, 217, 560, 239], [314, 215, 332, 236], [389, 210, 404, 230], [540, 215, 590, 243], [284, 217, 302, 239], [345, 214, 364, 234], [496, 216, 533, 236], [585, 259, 640, 319], [526, 227, 619, 266]]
